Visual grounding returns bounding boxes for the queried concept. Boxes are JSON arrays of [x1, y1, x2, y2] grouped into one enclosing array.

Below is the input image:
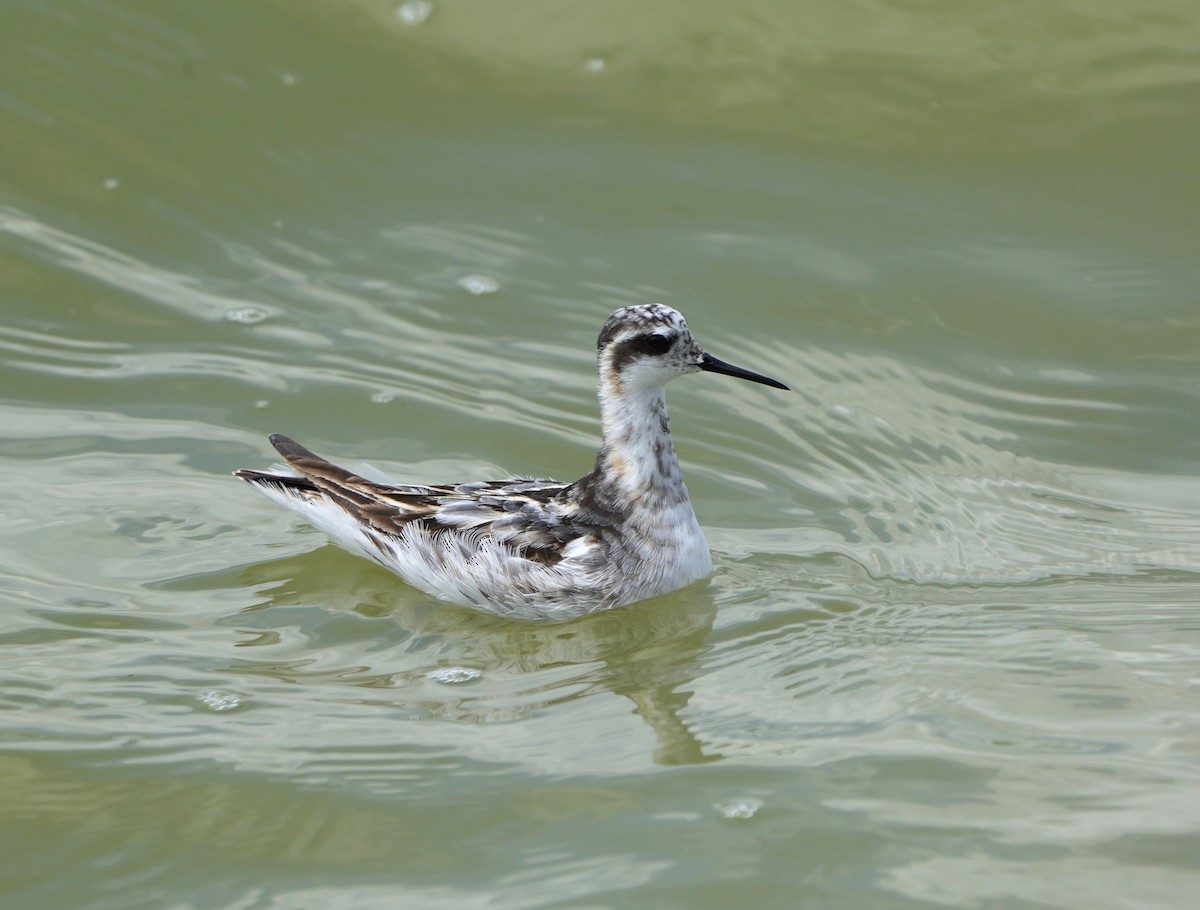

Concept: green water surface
[[2, 2, 1199, 908]]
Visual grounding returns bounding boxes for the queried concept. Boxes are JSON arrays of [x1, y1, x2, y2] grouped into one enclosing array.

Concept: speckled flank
[[235, 304, 787, 620]]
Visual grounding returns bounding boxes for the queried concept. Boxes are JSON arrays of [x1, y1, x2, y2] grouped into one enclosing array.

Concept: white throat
[[595, 374, 689, 505]]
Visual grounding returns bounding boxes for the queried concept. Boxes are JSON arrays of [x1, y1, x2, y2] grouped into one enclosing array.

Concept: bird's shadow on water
[[221, 545, 727, 765]]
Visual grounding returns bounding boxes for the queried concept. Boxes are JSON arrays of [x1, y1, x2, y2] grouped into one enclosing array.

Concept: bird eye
[[637, 333, 673, 355]]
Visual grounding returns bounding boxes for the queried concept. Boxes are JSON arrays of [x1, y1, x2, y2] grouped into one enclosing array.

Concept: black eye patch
[[631, 333, 673, 355]]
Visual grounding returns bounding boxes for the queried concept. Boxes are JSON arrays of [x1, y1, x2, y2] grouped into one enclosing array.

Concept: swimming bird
[[235, 304, 788, 620]]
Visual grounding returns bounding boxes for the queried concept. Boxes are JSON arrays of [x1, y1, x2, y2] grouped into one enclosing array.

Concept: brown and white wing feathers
[[256, 434, 576, 564]]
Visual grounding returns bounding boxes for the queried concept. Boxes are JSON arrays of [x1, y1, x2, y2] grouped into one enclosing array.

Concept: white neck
[[593, 376, 689, 506]]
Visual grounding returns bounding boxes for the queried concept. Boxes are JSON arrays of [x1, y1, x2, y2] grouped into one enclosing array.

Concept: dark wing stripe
[[232, 469, 320, 497]]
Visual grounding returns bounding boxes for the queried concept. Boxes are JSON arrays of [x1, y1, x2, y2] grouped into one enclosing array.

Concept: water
[[2, 2, 1199, 908]]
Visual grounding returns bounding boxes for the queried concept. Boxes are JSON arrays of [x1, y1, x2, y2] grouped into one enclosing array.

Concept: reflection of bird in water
[[421, 587, 724, 765], [233, 552, 723, 765]]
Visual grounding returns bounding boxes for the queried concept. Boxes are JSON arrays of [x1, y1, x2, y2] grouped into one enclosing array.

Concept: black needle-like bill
[[700, 353, 789, 390]]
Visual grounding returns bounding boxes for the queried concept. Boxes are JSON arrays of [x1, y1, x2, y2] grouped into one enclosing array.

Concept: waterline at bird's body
[[235, 304, 788, 620]]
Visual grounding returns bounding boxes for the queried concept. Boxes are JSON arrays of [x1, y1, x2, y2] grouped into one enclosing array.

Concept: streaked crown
[[597, 304, 690, 349]]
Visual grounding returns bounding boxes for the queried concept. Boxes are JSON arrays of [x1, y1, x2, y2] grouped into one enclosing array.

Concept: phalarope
[[235, 304, 788, 620]]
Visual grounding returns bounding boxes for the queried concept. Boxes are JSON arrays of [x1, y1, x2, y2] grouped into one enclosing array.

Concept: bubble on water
[[103, 178, 120, 190], [255, 400, 270, 409], [397, 0, 432, 26], [457, 274, 500, 296], [197, 690, 242, 712], [427, 666, 482, 685], [280, 71, 300, 88], [827, 404, 854, 422], [371, 390, 396, 404], [225, 306, 269, 324], [585, 57, 607, 73], [716, 798, 763, 820]]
